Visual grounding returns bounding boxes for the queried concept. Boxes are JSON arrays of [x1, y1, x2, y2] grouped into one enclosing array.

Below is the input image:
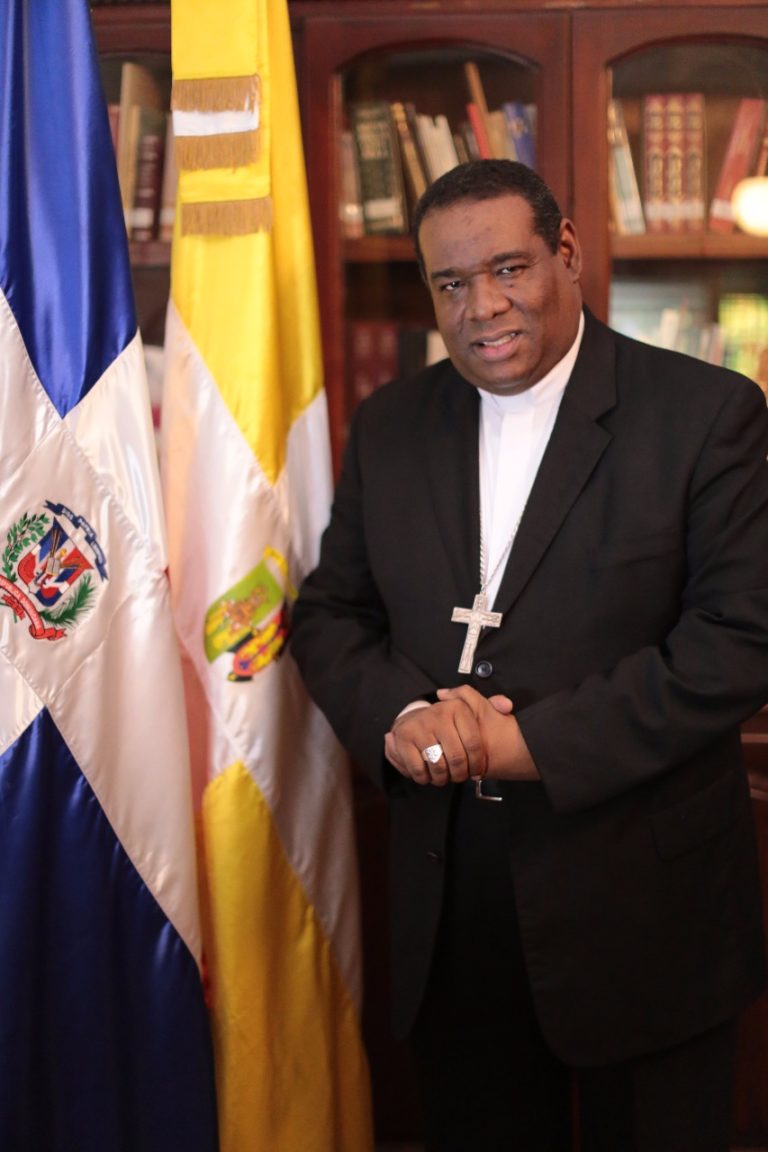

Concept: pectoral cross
[[451, 591, 502, 674]]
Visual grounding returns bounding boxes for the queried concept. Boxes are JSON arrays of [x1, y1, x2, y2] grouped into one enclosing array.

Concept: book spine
[[414, 114, 441, 183], [346, 320, 400, 404], [349, 101, 407, 235], [130, 119, 165, 241], [709, 98, 767, 233], [664, 93, 686, 232], [432, 114, 461, 177], [717, 292, 768, 386], [338, 128, 365, 239], [390, 101, 429, 205], [466, 102, 493, 160], [607, 99, 645, 236], [158, 114, 177, 243], [107, 103, 120, 157], [643, 94, 668, 234], [486, 109, 514, 161], [463, 61, 494, 158], [501, 102, 537, 170], [682, 93, 706, 232]]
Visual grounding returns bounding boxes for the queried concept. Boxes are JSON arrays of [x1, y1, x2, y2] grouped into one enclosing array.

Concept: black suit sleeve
[[291, 405, 437, 791], [519, 376, 768, 814]]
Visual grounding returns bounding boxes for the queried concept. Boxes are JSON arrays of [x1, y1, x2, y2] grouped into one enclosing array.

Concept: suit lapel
[[494, 311, 618, 615], [425, 363, 482, 605]]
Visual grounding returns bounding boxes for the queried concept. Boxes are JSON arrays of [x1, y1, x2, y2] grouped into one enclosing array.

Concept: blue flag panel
[[0, 0, 135, 415], [0, 713, 219, 1150]]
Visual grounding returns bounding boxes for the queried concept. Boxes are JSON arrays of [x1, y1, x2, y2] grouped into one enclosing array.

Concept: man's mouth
[[474, 331, 521, 359]]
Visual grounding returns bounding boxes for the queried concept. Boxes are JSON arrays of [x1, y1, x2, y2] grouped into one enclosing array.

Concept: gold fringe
[[181, 198, 273, 236], [172, 75, 260, 113], [175, 130, 260, 172]]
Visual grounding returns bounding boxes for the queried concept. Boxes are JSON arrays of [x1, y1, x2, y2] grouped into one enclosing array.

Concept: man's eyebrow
[[429, 250, 530, 283]]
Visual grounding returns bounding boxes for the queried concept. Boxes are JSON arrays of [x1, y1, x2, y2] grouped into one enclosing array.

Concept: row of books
[[608, 93, 768, 236], [107, 61, 177, 244], [719, 293, 768, 394], [341, 62, 537, 237], [347, 319, 448, 403], [611, 282, 768, 397]]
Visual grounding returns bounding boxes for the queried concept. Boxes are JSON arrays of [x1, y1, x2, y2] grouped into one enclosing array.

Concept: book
[[413, 113, 441, 182], [607, 99, 645, 235], [453, 131, 471, 165], [463, 61, 494, 158], [718, 293, 768, 385], [465, 101, 493, 159], [682, 93, 706, 232], [346, 320, 400, 403], [349, 101, 407, 235], [414, 113, 460, 183], [709, 97, 767, 233], [338, 128, 365, 239], [642, 93, 667, 233], [431, 114, 462, 176], [116, 61, 164, 226], [458, 119, 482, 162], [129, 106, 166, 241], [390, 101, 429, 205], [501, 101, 538, 169], [664, 92, 686, 231], [487, 109, 515, 160], [158, 114, 178, 243], [107, 103, 120, 156]]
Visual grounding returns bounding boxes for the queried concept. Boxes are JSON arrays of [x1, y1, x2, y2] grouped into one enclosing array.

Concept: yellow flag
[[162, 2, 374, 1148]]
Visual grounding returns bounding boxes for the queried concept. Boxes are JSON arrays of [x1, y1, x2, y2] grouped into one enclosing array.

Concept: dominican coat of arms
[[1, 501, 108, 642], [204, 546, 293, 681]]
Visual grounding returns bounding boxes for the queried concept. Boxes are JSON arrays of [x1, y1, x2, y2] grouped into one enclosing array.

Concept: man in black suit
[[291, 161, 768, 1151]]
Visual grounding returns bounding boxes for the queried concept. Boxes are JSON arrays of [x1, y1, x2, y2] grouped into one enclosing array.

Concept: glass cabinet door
[[573, 8, 768, 386], [302, 13, 569, 467]]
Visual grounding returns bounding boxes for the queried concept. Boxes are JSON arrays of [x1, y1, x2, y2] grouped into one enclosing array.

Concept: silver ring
[[422, 743, 444, 764]]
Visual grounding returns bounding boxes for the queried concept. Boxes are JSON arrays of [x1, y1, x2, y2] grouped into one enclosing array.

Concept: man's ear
[[559, 219, 583, 280]]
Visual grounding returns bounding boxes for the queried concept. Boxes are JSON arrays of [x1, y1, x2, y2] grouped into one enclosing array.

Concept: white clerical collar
[[479, 309, 585, 415]]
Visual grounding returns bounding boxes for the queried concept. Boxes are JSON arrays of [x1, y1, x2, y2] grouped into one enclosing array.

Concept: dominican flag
[[0, 2, 218, 1149]]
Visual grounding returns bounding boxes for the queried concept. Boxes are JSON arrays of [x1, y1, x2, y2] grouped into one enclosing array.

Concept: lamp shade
[[732, 176, 768, 237]]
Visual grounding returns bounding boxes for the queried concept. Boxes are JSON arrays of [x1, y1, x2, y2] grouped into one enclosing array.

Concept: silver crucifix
[[451, 591, 502, 674]]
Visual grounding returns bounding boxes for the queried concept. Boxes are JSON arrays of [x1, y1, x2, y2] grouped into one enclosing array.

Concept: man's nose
[[466, 274, 510, 321]]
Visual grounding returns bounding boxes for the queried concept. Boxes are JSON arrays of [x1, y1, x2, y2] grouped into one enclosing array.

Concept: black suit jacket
[[292, 309, 768, 1065]]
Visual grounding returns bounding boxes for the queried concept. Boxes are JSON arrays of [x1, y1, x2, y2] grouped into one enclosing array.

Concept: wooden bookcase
[[291, 3, 768, 1145], [92, 3, 768, 1145]]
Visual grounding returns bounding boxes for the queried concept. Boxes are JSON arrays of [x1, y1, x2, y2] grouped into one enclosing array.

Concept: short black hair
[[411, 160, 564, 279]]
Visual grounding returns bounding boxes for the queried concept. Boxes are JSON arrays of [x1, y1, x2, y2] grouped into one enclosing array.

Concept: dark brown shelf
[[90, 4, 170, 52], [612, 232, 768, 261], [345, 232, 768, 265], [128, 239, 171, 267], [343, 235, 417, 263]]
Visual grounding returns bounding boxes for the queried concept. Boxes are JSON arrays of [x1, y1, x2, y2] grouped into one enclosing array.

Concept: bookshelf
[[573, 10, 768, 370], [291, 2, 768, 1146]]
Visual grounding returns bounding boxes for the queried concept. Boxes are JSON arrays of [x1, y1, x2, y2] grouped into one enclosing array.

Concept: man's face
[[418, 193, 583, 396]]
